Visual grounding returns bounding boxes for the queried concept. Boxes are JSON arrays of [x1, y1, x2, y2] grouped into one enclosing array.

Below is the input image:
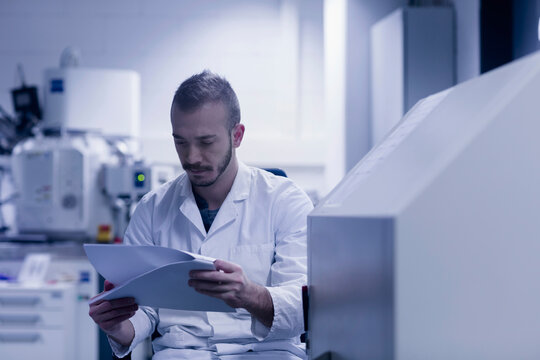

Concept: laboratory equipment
[[42, 67, 140, 137], [308, 50, 540, 359], [11, 133, 115, 240], [0, 64, 42, 155], [11, 133, 153, 241], [102, 162, 152, 200], [102, 162, 152, 242], [8, 64, 152, 242]]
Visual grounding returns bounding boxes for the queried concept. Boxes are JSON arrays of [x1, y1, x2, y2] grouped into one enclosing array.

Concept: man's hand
[[88, 280, 137, 346], [189, 260, 274, 328]]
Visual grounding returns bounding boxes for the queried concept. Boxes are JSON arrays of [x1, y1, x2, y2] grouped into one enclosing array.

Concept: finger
[[90, 299, 137, 317], [100, 312, 137, 331], [95, 306, 137, 322], [90, 280, 118, 302], [188, 279, 232, 293], [107, 297, 137, 308], [90, 294, 105, 302], [104, 280, 115, 291], [91, 303, 138, 323], [190, 270, 228, 282], [195, 288, 229, 299], [89, 295, 135, 306], [214, 259, 241, 273]]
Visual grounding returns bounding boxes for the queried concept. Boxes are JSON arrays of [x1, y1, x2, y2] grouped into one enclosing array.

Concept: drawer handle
[[0, 333, 41, 343], [0, 297, 40, 306], [0, 314, 41, 325]]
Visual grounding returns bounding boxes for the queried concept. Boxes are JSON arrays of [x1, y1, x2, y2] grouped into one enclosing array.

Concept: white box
[[43, 68, 140, 137]]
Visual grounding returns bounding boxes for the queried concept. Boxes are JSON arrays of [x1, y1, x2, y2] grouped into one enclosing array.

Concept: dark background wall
[[513, 0, 540, 57], [481, 0, 540, 73]]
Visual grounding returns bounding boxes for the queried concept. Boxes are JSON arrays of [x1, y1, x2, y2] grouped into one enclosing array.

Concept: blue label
[[50, 79, 64, 93], [79, 271, 90, 283]]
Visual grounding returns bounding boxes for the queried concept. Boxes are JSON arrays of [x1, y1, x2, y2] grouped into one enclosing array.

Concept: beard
[[185, 137, 233, 187]]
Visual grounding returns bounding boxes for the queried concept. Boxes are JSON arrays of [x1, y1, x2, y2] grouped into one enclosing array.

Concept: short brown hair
[[172, 70, 241, 130]]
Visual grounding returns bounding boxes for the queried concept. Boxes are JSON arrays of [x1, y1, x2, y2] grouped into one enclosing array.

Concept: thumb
[[104, 280, 115, 291]]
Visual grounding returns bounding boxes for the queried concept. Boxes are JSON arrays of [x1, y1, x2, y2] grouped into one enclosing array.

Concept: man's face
[[171, 101, 236, 187]]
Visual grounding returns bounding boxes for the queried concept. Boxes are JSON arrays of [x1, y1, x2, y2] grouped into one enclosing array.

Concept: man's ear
[[231, 124, 245, 148]]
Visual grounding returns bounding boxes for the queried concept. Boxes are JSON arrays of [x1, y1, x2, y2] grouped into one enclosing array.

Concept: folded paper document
[[84, 244, 234, 312]]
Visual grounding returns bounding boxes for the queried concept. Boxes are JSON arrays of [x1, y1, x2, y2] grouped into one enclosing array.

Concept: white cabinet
[[0, 256, 99, 360], [0, 283, 76, 360]]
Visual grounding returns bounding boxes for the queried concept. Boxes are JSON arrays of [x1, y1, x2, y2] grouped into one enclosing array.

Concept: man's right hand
[[88, 280, 137, 346]]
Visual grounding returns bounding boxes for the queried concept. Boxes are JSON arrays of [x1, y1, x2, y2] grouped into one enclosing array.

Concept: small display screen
[[15, 92, 31, 107]]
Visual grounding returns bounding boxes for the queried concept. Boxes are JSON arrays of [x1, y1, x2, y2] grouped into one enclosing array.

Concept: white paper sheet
[[84, 244, 234, 312], [18, 253, 51, 284]]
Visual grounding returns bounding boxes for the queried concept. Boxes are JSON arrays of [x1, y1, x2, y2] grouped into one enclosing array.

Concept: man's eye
[[201, 141, 213, 146], [175, 141, 187, 146]]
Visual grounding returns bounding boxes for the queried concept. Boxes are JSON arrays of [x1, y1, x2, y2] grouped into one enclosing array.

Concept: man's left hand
[[189, 259, 274, 328]]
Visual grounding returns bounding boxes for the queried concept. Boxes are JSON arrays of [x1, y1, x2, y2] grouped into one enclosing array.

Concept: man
[[89, 70, 313, 359]]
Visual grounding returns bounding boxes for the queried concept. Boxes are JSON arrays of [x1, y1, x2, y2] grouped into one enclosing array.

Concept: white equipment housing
[[10, 67, 146, 240], [12, 134, 114, 239], [43, 68, 140, 137], [103, 163, 152, 200], [308, 51, 540, 359]]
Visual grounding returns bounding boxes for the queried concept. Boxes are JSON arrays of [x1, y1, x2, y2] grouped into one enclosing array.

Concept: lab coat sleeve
[[108, 193, 159, 357], [108, 307, 159, 357], [251, 183, 313, 340]]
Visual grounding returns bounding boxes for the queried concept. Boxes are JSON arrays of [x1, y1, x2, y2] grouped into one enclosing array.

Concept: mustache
[[183, 164, 213, 171]]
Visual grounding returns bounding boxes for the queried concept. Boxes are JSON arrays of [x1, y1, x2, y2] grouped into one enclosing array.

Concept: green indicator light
[[137, 174, 145, 182]]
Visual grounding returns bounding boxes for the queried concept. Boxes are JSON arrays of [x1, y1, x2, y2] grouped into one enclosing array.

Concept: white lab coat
[[109, 162, 313, 359]]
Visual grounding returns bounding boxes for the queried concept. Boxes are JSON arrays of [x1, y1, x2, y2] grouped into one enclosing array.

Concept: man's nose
[[185, 145, 202, 164]]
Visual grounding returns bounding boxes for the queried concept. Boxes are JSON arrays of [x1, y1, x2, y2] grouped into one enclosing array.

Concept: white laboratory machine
[[42, 67, 140, 137], [11, 67, 151, 241], [12, 133, 113, 240], [308, 51, 540, 359]]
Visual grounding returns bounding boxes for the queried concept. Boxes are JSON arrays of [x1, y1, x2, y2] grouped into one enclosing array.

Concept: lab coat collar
[[227, 161, 251, 202], [178, 181, 206, 237], [177, 161, 251, 237]]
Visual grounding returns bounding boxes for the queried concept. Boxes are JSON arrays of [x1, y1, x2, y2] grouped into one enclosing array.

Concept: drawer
[[0, 286, 74, 310], [0, 310, 67, 328], [0, 328, 75, 360]]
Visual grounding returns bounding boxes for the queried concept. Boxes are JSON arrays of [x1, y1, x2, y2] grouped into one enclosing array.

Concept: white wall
[[323, 0, 347, 191], [0, 0, 326, 196], [0, 0, 485, 199], [345, 0, 406, 171], [453, 0, 481, 83], [341, 0, 480, 177]]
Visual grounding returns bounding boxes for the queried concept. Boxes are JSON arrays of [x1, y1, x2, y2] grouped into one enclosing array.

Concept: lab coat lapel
[[207, 198, 237, 236], [207, 162, 251, 237], [177, 177, 207, 238]]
